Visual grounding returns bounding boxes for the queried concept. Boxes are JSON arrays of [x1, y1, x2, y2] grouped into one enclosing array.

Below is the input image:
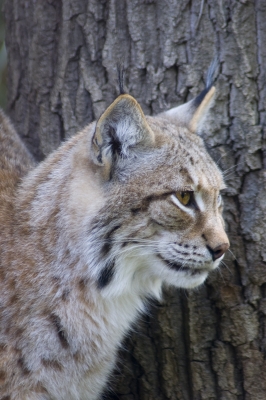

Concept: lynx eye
[[217, 194, 222, 207], [175, 191, 191, 206]]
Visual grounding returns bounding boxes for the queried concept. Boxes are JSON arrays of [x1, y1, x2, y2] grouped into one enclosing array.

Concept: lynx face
[[109, 128, 226, 292], [83, 92, 229, 298]]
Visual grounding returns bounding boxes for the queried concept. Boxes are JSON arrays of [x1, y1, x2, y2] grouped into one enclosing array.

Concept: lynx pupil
[[176, 191, 191, 206]]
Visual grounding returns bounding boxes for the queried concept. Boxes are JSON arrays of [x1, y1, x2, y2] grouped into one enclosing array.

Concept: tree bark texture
[[4, 0, 266, 399]]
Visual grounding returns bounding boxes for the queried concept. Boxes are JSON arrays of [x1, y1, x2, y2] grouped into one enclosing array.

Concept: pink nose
[[207, 243, 229, 261]]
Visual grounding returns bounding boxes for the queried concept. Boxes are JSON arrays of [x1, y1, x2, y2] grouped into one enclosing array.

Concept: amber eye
[[175, 191, 191, 206]]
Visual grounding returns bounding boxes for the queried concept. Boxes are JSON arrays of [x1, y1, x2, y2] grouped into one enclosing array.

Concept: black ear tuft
[[117, 63, 125, 95], [193, 87, 210, 108], [193, 56, 219, 108], [206, 56, 219, 89]]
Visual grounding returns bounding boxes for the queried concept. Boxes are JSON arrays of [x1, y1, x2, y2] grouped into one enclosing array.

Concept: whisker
[[90, 237, 159, 247], [110, 238, 155, 245], [113, 244, 156, 257], [222, 161, 243, 175], [217, 266, 226, 284], [222, 165, 238, 174], [215, 149, 234, 166], [183, 288, 189, 300], [228, 248, 237, 261], [223, 171, 238, 180], [216, 154, 227, 165], [220, 260, 232, 275]]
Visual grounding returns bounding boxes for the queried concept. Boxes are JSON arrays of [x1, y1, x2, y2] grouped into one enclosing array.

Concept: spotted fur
[[0, 80, 229, 399]]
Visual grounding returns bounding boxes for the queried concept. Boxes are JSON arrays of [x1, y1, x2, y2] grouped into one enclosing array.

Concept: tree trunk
[[4, 0, 266, 399]]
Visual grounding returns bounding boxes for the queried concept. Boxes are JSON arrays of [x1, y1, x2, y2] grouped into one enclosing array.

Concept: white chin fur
[[156, 262, 209, 289], [102, 249, 212, 299], [164, 255, 224, 288]]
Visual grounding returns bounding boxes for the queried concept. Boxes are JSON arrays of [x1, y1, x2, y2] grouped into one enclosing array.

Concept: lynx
[[0, 65, 229, 399]]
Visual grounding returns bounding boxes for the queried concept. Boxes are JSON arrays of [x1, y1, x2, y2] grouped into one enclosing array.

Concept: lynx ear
[[161, 85, 216, 133], [91, 94, 154, 170]]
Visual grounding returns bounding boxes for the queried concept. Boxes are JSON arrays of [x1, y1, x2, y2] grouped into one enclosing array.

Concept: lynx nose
[[207, 243, 229, 261]]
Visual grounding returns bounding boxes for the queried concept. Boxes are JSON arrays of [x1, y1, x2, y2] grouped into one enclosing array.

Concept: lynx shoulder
[[0, 70, 229, 399]]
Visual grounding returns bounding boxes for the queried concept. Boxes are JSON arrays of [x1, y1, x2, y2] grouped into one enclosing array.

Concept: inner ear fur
[[160, 86, 216, 133], [91, 94, 154, 168]]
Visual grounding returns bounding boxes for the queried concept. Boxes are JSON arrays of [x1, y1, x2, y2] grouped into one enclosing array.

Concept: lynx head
[[74, 70, 229, 300]]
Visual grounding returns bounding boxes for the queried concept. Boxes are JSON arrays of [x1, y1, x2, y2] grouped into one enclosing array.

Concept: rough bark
[[4, 0, 266, 399]]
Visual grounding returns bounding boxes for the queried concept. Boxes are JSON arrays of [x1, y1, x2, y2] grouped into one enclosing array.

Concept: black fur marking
[[18, 357, 30, 375], [107, 225, 121, 237], [202, 234, 207, 241], [117, 63, 125, 95], [97, 152, 103, 164], [108, 126, 122, 156], [157, 254, 190, 272], [97, 261, 115, 289], [150, 218, 164, 227], [193, 57, 219, 109], [190, 269, 202, 276], [131, 208, 141, 215], [193, 87, 210, 108], [92, 134, 103, 164], [106, 225, 121, 238], [101, 241, 112, 257], [50, 314, 69, 349]]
